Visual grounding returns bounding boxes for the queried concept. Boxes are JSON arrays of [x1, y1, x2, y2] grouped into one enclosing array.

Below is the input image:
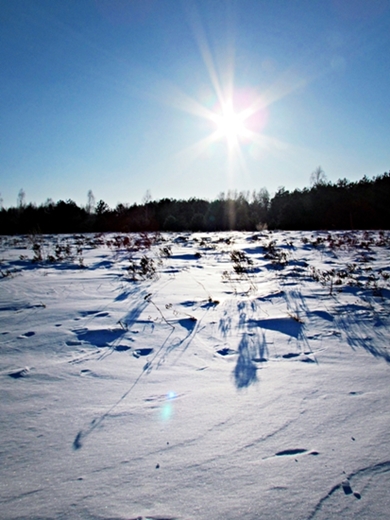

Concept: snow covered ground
[[1, 230, 390, 520]]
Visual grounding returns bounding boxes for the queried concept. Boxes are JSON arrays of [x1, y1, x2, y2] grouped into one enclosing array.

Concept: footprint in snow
[[341, 479, 353, 495], [342, 479, 361, 499], [309, 462, 390, 516], [20, 331, 35, 338], [114, 344, 132, 352], [217, 347, 236, 356], [275, 448, 308, 456], [8, 367, 30, 379], [269, 448, 319, 459], [133, 348, 154, 358]]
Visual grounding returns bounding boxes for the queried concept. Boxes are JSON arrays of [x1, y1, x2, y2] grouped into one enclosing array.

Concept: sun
[[211, 101, 249, 145]]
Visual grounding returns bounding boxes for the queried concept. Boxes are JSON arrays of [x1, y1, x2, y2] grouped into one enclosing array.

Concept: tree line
[[0, 172, 389, 235]]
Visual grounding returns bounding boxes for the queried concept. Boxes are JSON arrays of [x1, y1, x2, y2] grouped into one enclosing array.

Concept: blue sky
[[1, 0, 389, 209]]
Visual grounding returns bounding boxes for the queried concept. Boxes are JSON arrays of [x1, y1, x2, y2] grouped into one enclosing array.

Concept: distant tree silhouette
[[96, 200, 109, 215], [0, 172, 389, 234]]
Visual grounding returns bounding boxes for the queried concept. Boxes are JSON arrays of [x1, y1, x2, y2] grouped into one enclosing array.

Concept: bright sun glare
[[212, 102, 249, 143], [161, 4, 306, 180]]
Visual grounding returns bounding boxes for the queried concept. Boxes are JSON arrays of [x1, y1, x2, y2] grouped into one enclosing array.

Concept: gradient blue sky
[[1, 0, 389, 209]]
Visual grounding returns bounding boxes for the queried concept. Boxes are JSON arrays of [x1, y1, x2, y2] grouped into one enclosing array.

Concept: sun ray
[[174, 131, 221, 166], [141, 3, 322, 191], [182, 2, 227, 106]]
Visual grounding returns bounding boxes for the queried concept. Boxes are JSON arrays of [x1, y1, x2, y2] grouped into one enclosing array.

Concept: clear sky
[[1, 0, 389, 209]]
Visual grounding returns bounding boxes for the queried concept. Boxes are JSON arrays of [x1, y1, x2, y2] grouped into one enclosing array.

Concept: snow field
[[1, 230, 389, 519]]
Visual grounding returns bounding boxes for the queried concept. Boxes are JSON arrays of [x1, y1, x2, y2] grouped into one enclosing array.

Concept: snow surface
[[1, 230, 390, 520]]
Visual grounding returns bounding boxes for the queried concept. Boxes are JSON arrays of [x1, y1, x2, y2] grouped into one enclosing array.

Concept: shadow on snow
[[234, 332, 268, 389]]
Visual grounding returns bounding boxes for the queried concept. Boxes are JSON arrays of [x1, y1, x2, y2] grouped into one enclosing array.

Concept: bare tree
[[310, 166, 327, 187], [17, 189, 26, 208], [86, 190, 95, 214], [142, 189, 152, 205]]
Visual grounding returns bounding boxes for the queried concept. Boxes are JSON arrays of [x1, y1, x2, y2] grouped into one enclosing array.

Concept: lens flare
[[161, 402, 173, 421], [167, 390, 176, 400], [159, 391, 177, 422]]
